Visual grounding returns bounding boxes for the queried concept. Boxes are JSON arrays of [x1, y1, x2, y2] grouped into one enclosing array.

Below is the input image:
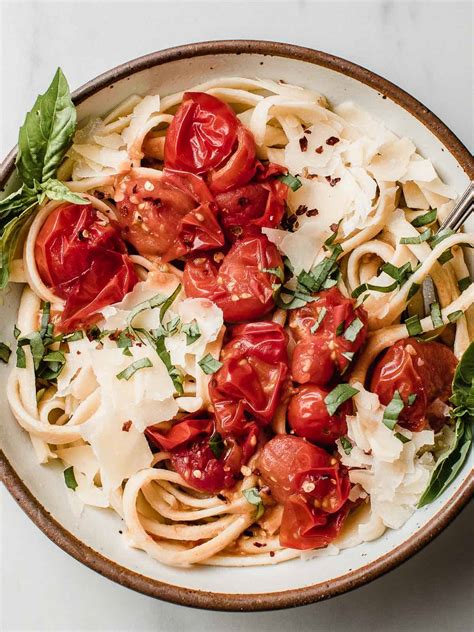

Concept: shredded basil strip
[[324, 384, 359, 416], [405, 314, 423, 336], [127, 285, 181, 329], [262, 266, 285, 283], [429, 228, 455, 249], [411, 209, 437, 227], [153, 335, 184, 394], [407, 282, 421, 300], [242, 487, 265, 519], [39, 301, 50, 335], [340, 436, 353, 455], [380, 261, 413, 285], [458, 277, 471, 292], [182, 320, 201, 345], [395, 432, 410, 444], [343, 317, 364, 342], [63, 330, 83, 342], [310, 307, 327, 333], [447, 310, 463, 323], [63, 466, 78, 491], [400, 229, 432, 245], [335, 322, 344, 336], [407, 393, 417, 406], [116, 357, 153, 381], [13, 325, 21, 339], [16, 346, 26, 368], [352, 279, 398, 298], [0, 342, 12, 364], [43, 350, 66, 363], [209, 432, 225, 459], [382, 390, 405, 430], [430, 302, 443, 329], [437, 249, 453, 265], [278, 173, 302, 192], [198, 353, 222, 375], [298, 244, 342, 294]]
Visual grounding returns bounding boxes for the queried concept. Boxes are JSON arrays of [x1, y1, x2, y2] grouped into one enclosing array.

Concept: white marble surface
[[0, 1, 473, 630]]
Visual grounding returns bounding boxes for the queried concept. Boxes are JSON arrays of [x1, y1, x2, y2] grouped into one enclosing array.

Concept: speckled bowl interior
[[1, 41, 472, 611]]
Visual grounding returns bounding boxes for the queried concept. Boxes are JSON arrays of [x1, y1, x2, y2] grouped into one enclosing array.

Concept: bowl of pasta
[[0, 40, 472, 611]]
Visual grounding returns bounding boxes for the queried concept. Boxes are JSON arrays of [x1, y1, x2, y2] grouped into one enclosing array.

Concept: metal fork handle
[[438, 181, 474, 232]]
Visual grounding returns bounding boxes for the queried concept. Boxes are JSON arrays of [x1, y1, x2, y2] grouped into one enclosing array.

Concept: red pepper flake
[[296, 205, 308, 216], [315, 145, 324, 154], [303, 129, 312, 135], [299, 136, 308, 152], [122, 421, 132, 432], [330, 223, 339, 232], [325, 176, 341, 187], [270, 551, 275, 557], [253, 542, 267, 548], [326, 136, 340, 146], [306, 208, 319, 217]]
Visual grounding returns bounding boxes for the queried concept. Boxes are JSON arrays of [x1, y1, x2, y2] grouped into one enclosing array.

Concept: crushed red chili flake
[[325, 176, 341, 187], [303, 129, 312, 135], [253, 542, 267, 548], [299, 136, 308, 152], [326, 136, 340, 146], [217, 493, 227, 501], [306, 208, 319, 217], [296, 205, 308, 216], [122, 421, 132, 432], [270, 551, 275, 557], [315, 145, 324, 154]]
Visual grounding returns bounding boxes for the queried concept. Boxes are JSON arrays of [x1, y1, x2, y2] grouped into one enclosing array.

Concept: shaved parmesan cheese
[[263, 223, 327, 274], [368, 137, 415, 182]]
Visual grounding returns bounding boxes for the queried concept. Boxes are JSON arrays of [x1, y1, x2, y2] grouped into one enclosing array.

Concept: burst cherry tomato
[[288, 385, 349, 446], [114, 170, 224, 261], [258, 435, 350, 550], [210, 322, 289, 435], [208, 126, 257, 194], [370, 338, 457, 432], [290, 288, 368, 385], [164, 92, 240, 174], [183, 232, 283, 322], [35, 203, 137, 332], [145, 416, 258, 493]]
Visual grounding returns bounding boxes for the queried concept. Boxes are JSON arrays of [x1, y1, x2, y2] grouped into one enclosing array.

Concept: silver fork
[[422, 182, 474, 314]]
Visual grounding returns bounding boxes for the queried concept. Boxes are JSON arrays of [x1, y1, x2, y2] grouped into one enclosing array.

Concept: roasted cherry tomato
[[215, 164, 288, 238], [164, 92, 239, 174], [35, 203, 137, 332], [290, 288, 368, 385], [145, 416, 258, 493], [208, 126, 257, 194], [258, 435, 350, 550], [210, 322, 289, 435], [370, 338, 458, 432], [288, 385, 349, 446], [114, 171, 224, 261], [183, 232, 283, 322]]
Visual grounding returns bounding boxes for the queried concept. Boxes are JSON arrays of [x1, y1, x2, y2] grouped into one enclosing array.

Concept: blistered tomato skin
[[288, 385, 349, 446], [371, 338, 458, 431]]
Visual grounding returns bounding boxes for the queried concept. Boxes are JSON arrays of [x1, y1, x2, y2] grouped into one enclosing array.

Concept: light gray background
[[0, 1, 473, 630]]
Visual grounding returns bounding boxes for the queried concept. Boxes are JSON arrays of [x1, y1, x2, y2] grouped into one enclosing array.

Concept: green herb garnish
[[324, 384, 359, 416], [242, 487, 265, 519], [411, 209, 437, 227], [63, 466, 78, 491], [116, 357, 153, 381], [278, 173, 302, 191], [198, 353, 222, 375], [382, 390, 405, 430]]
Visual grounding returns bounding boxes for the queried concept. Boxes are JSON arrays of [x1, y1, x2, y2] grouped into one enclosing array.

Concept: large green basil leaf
[[0, 201, 38, 288], [15, 68, 76, 187]]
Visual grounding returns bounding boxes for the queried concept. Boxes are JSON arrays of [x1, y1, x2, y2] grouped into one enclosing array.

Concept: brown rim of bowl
[[1, 40, 473, 612]]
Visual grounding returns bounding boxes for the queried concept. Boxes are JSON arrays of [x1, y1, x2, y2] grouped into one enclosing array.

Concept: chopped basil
[[13, 325, 21, 339], [437, 249, 453, 265], [429, 227, 455, 249], [117, 330, 133, 356], [198, 353, 222, 375], [0, 342, 11, 364], [310, 307, 327, 333], [430, 302, 443, 329], [335, 322, 345, 336], [39, 301, 50, 335], [28, 331, 45, 371], [262, 266, 285, 283], [447, 310, 463, 323], [395, 432, 410, 444], [407, 282, 421, 300], [382, 390, 404, 430], [352, 280, 398, 298], [116, 357, 153, 381], [275, 288, 315, 310], [400, 228, 432, 245], [43, 350, 66, 363], [154, 335, 184, 394], [340, 436, 353, 455], [324, 384, 359, 416], [16, 346, 26, 368], [242, 487, 265, 519], [127, 285, 181, 329], [458, 277, 472, 292], [278, 173, 302, 192], [380, 261, 413, 286], [63, 466, 78, 491], [297, 244, 342, 294], [182, 320, 201, 346], [405, 314, 423, 336], [343, 317, 364, 342], [411, 209, 437, 227], [209, 432, 225, 459], [407, 393, 417, 406], [62, 330, 83, 342]]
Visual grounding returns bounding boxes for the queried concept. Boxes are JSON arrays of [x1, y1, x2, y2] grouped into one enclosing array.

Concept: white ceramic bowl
[[1, 41, 473, 611]]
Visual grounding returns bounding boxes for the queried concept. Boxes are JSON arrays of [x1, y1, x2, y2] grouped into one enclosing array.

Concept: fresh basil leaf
[[117, 330, 133, 355], [324, 384, 359, 416], [447, 310, 463, 323], [411, 209, 437, 227], [13, 325, 21, 339], [278, 173, 302, 191], [382, 390, 404, 430], [182, 320, 201, 345], [335, 322, 344, 336], [242, 487, 264, 519], [458, 277, 471, 292], [407, 282, 421, 301], [27, 331, 45, 371], [159, 284, 181, 322], [429, 302, 443, 329], [274, 288, 315, 310], [0, 342, 12, 363], [395, 432, 410, 444], [63, 466, 78, 491], [262, 266, 285, 282], [43, 350, 66, 363], [116, 357, 153, 380], [154, 335, 184, 394], [352, 279, 399, 298], [407, 393, 417, 406], [16, 68, 76, 187], [340, 435, 352, 455], [343, 317, 364, 342], [450, 341, 474, 415], [0, 200, 38, 288], [16, 346, 26, 368], [298, 245, 342, 294], [0, 186, 37, 224], [437, 249, 453, 265], [400, 229, 432, 245], [198, 353, 222, 375], [310, 307, 327, 333], [40, 301, 51, 336], [62, 330, 83, 342], [39, 179, 88, 205], [209, 432, 225, 459], [405, 314, 423, 336], [429, 228, 455, 249]]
